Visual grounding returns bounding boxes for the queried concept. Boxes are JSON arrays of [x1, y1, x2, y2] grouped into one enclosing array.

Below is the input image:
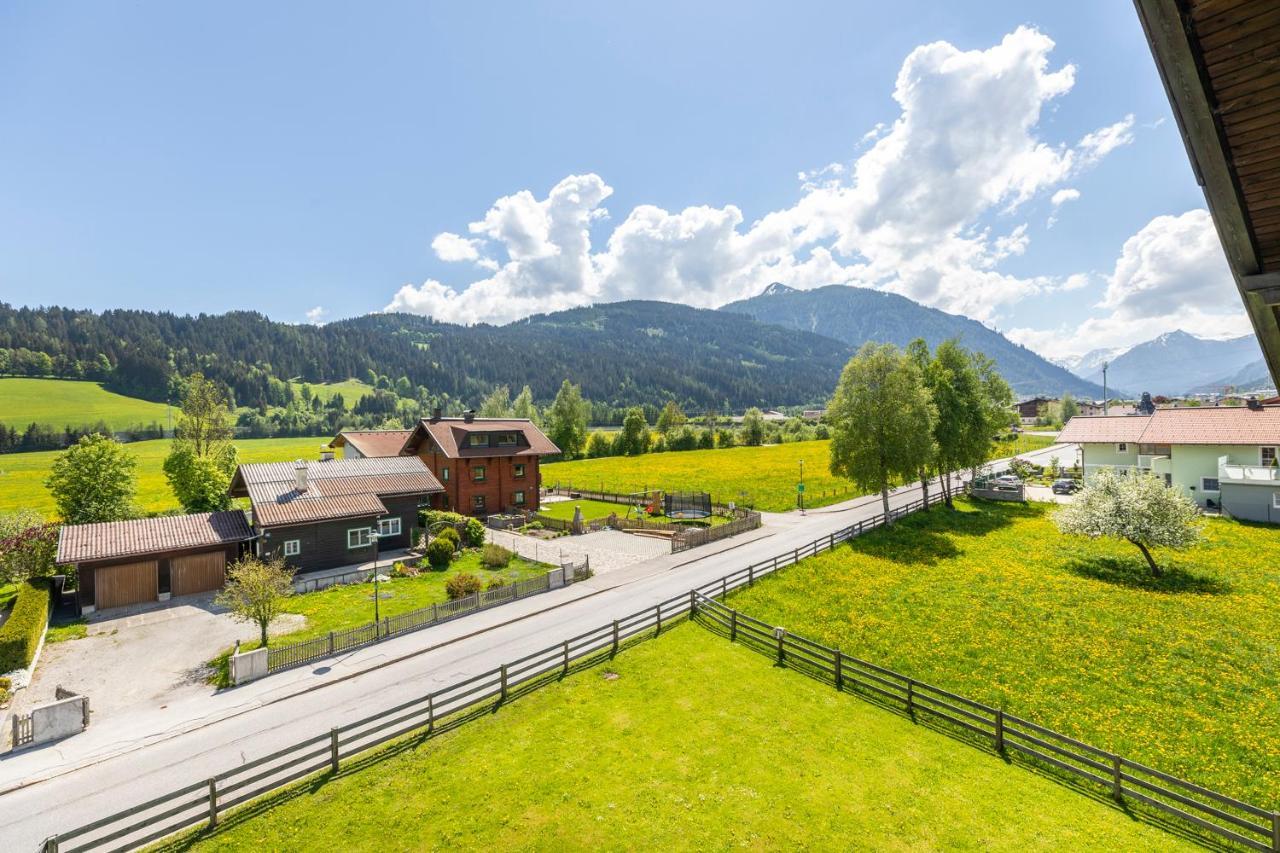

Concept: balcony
[[1218, 458, 1280, 483]]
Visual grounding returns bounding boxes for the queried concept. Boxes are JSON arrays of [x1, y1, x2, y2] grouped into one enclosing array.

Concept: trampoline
[[663, 491, 712, 520]]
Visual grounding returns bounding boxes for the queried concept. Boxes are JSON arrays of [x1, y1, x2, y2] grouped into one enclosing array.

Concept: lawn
[[728, 497, 1280, 807], [0, 436, 328, 519], [287, 378, 375, 408], [172, 625, 1186, 852], [538, 497, 730, 527], [0, 377, 171, 431], [543, 434, 1056, 513]]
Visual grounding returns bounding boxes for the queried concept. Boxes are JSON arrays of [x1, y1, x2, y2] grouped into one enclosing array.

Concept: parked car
[[991, 475, 1022, 488], [1051, 478, 1081, 495]]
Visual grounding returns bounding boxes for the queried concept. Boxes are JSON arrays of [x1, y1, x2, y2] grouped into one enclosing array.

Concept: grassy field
[[173, 625, 1187, 852], [0, 378, 171, 430], [0, 436, 328, 519], [287, 378, 375, 407], [729, 497, 1280, 806], [538, 497, 730, 527], [543, 435, 1056, 513]]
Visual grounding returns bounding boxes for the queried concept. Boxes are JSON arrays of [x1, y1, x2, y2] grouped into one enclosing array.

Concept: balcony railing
[[1218, 463, 1280, 482]]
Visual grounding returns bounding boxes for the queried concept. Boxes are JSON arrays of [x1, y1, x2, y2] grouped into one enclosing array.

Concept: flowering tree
[[1053, 468, 1204, 576]]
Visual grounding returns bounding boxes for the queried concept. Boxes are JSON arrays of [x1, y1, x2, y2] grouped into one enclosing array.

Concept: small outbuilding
[[57, 512, 254, 615]]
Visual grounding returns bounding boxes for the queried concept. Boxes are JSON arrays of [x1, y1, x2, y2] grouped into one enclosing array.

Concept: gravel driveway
[[6, 595, 304, 741]]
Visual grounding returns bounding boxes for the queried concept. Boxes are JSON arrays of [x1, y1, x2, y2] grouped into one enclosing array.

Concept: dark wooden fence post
[[721, 576, 728, 599], [562, 640, 570, 675], [655, 603, 662, 636], [500, 665, 509, 702], [994, 709, 1004, 753], [775, 628, 785, 664], [427, 694, 434, 734], [730, 610, 738, 642], [1270, 812, 1279, 852], [748, 565, 754, 586], [328, 631, 335, 654], [689, 589, 696, 614], [41, 837, 58, 853], [834, 649, 843, 691], [330, 727, 340, 773], [1111, 755, 1123, 800], [612, 620, 619, 656], [906, 680, 914, 715], [207, 778, 218, 829]]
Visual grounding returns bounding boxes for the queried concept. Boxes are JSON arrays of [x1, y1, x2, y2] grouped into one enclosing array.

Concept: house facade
[[229, 455, 443, 572], [1015, 397, 1053, 425], [400, 414, 559, 516], [1058, 403, 1280, 523]]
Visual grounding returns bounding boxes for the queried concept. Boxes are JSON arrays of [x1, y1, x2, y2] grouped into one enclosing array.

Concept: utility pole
[[798, 459, 805, 515], [1102, 361, 1109, 416]]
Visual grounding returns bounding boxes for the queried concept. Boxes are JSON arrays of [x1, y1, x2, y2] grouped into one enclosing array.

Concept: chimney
[[319, 448, 335, 462], [463, 409, 476, 423], [430, 407, 442, 422], [294, 460, 308, 493], [1247, 396, 1263, 411]]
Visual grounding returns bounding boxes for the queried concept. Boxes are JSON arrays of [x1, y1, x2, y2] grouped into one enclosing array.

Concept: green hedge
[[0, 578, 51, 672]]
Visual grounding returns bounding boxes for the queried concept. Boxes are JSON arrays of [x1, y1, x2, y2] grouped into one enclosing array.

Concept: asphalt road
[[0, 443, 1072, 849]]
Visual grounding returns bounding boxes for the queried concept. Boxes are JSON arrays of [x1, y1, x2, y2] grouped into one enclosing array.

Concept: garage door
[[172, 551, 226, 597], [96, 561, 158, 610]]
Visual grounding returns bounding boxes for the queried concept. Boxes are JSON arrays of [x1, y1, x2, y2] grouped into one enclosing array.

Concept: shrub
[[486, 576, 508, 590], [464, 517, 486, 547], [0, 578, 50, 672], [435, 527, 461, 550], [426, 538, 455, 569], [420, 509, 466, 529], [482, 543, 513, 568], [445, 572, 483, 600]]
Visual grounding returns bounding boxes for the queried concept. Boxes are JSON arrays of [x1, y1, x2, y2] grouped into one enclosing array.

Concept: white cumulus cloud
[[388, 26, 1135, 326], [304, 305, 327, 325]]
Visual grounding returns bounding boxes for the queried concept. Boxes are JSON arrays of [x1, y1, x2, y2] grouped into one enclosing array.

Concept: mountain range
[[722, 284, 1105, 397], [1061, 330, 1268, 396]]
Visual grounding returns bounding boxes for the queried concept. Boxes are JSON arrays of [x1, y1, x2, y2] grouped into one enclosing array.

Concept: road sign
[[797, 483, 805, 493]]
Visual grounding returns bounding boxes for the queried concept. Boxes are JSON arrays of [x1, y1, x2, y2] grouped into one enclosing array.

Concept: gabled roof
[[57, 511, 252, 565], [1057, 416, 1152, 445], [230, 456, 443, 529], [403, 417, 559, 459], [328, 430, 413, 458], [1060, 405, 1280, 446]]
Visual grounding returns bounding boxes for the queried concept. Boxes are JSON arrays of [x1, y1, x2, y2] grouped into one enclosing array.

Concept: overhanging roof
[[1135, 0, 1280, 388]]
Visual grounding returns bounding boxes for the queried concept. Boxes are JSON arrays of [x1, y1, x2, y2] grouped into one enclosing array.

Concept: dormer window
[[468, 434, 490, 448], [497, 432, 518, 446]]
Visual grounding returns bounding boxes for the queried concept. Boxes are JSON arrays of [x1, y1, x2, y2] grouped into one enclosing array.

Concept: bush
[[522, 521, 544, 532], [482, 543, 513, 568], [464, 517, 485, 547], [435, 527, 461, 550], [445, 572, 483, 600], [420, 509, 466, 529], [426, 538, 455, 569], [485, 576, 508, 590], [0, 578, 50, 672]]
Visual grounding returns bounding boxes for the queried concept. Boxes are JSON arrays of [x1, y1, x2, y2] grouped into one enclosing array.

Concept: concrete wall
[[1220, 483, 1280, 523], [20, 693, 90, 748], [1080, 442, 1140, 478], [230, 647, 268, 685]]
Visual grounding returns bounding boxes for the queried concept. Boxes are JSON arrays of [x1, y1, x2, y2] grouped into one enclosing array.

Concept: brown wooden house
[[57, 512, 253, 615], [229, 456, 443, 573]]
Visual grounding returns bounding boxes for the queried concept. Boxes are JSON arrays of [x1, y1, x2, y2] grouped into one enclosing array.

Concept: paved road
[[0, 444, 1071, 849]]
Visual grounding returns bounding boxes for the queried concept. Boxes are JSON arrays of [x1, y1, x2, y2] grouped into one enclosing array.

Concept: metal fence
[[37, 488, 1271, 852], [266, 572, 558, 674], [690, 592, 1278, 853]]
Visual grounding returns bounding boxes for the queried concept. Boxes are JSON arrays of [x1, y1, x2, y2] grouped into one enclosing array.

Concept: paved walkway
[[487, 527, 670, 575]]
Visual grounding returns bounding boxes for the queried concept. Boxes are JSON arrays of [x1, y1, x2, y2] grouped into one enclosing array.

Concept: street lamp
[[798, 459, 805, 515], [370, 526, 383, 626]]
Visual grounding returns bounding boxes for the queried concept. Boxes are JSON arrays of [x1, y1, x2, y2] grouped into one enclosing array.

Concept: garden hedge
[[0, 578, 51, 673]]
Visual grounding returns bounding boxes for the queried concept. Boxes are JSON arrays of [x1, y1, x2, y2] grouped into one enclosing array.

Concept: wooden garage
[[57, 512, 252, 615]]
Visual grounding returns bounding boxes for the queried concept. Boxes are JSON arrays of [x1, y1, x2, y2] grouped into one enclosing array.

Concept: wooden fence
[[689, 591, 1279, 852], [671, 512, 762, 552], [266, 572, 561, 674], [37, 488, 1272, 852]]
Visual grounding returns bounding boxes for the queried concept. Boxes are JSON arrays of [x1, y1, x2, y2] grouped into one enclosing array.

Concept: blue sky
[[0, 2, 1247, 358]]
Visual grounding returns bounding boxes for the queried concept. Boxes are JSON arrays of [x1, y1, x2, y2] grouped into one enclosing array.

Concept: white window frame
[[283, 539, 301, 557], [513, 490, 526, 506], [1261, 446, 1277, 467], [513, 463, 526, 478], [377, 517, 401, 537], [442, 466, 449, 482], [1272, 492, 1280, 509], [1200, 477, 1221, 493], [347, 527, 372, 549], [468, 434, 490, 448], [1116, 442, 1128, 453], [473, 465, 486, 482], [496, 432, 518, 446]]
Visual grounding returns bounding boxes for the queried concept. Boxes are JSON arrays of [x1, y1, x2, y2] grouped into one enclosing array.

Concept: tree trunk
[[918, 468, 930, 511], [260, 619, 269, 647], [1128, 539, 1162, 576], [941, 467, 954, 509], [881, 487, 891, 522]]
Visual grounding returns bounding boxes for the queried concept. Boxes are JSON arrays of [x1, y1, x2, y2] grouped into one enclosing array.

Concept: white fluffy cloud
[[388, 27, 1134, 325], [1007, 209, 1250, 358], [304, 305, 327, 325]]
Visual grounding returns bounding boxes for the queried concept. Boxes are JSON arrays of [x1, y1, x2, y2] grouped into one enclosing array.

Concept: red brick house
[[332, 412, 558, 516]]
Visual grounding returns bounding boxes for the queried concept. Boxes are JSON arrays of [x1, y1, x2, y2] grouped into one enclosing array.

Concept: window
[[284, 539, 301, 557], [347, 528, 372, 549], [442, 466, 450, 482], [1273, 492, 1280, 509], [473, 494, 486, 510], [1116, 443, 1128, 453], [468, 434, 490, 448], [1262, 447, 1277, 467], [513, 490, 526, 506], [377, 517, 401, 537], [473, 465, 486, 482], [497, 432, 518, 446], [514, 463, 526, 478], [1201, 477, 1220, 493]]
